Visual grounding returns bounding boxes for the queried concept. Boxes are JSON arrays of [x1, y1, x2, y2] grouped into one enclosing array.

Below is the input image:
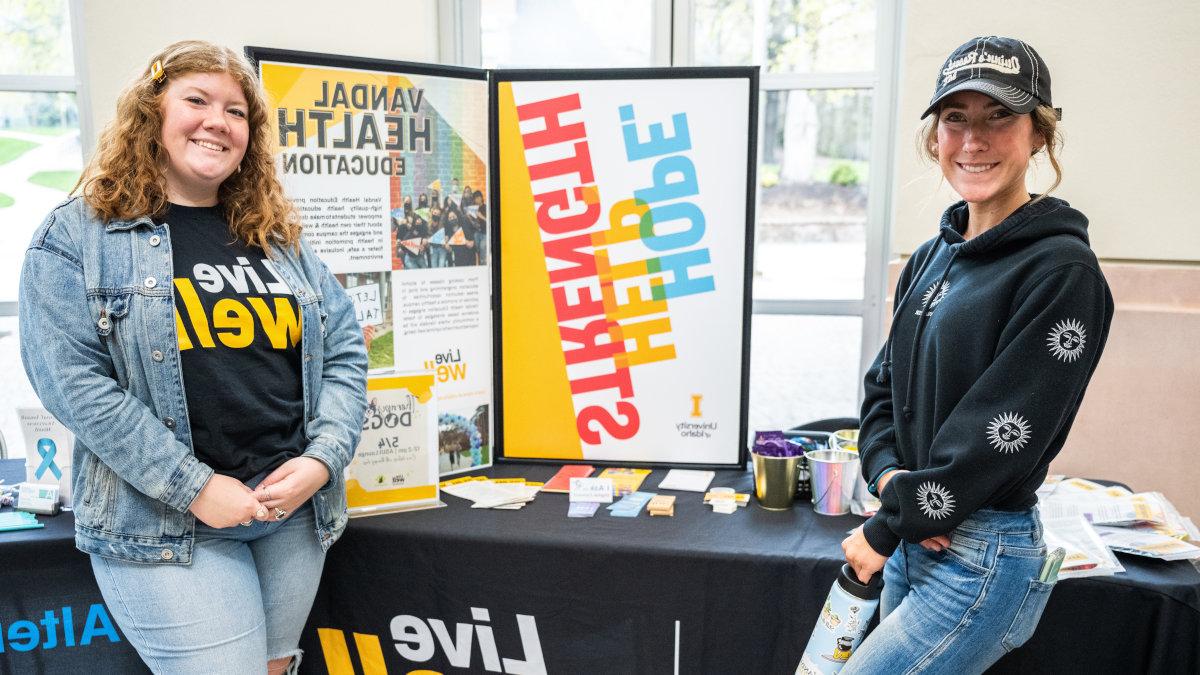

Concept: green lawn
[[0, 137, 39, 165], [368, 328, 394, 370], [28, 170, 79, 192], [0, 193, 13, 208]]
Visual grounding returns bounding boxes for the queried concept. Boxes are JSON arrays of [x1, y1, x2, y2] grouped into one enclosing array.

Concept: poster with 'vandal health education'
[[493, 69, 757, 468], [247, 48, 492, 476]]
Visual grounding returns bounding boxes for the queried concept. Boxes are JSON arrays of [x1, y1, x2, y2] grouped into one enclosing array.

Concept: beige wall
[[891, 0, 1200, 517], [893, 0, 1200, 261], [77, 0, 439, 157]]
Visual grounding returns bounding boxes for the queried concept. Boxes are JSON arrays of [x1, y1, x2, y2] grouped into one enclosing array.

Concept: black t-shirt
[[163, 204, 305, 480]]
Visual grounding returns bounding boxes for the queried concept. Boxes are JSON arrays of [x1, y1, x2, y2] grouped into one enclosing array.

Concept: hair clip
[[149, 60, 165, 82], [1053, 107, 1063, 121]]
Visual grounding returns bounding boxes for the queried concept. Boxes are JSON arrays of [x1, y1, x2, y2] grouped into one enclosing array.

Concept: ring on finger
[[256, 506, 268, 519], [274, 507, 289, 520], [239, 520, 252, 527]]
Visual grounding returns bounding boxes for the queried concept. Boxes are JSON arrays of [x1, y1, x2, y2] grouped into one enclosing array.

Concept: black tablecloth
[[2, 460, 1198, 674]]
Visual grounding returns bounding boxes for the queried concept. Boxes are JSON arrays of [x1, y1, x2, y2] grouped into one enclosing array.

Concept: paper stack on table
[[1094, 526, 1200, 561], [0, 511, 43, 532], [1038, 476, 1200, 569], [1041, 515, 1125, 579], [704, 488, 748, 514], [656, 469, 715, 493], [607, 491, 655, 517], [648, 495, 676, 517], [542, 465, 595, 493], [439, 476, 542, 510], [598, 468, 651, 496]]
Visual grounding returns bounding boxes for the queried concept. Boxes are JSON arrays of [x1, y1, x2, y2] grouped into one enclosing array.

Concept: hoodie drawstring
[[901, 249, 958, 419], [875, 240, 942, 386]]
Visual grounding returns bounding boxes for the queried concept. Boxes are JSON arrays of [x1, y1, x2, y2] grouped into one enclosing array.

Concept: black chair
[[787, 417, 858, 434]]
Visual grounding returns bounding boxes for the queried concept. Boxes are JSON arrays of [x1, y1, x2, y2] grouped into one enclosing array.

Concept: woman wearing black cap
[[839, 37, 1113, 672]]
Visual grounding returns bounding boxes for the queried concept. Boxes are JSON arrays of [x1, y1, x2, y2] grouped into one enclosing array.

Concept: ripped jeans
[[90, 486, 324, 674]]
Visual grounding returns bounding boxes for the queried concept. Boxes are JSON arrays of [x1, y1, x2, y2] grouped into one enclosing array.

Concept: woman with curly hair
[[19, 40, 367, 674]]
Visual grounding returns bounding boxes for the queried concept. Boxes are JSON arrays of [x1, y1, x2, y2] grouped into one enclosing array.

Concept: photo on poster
[[336, 271, 394, 372], [492, 68, 757, 468], [391, 180, 490, 272], [438, 403, 490, 475]]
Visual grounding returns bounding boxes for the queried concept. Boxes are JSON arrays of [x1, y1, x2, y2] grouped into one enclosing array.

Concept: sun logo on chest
[[987, 412, 1032, 453], [916, 482, 956, 520], [1047, 319, 1087, 363], [920, 280, 950, 310]]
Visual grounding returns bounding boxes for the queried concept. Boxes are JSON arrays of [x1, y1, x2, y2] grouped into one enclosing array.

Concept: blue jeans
[[842, 508, 1054, 674], [90, 497, 325, 673]]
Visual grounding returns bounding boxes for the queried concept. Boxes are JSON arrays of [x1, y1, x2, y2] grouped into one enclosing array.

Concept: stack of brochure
[[440, 476, 543, 510], [1038, 477, 1200, 576]]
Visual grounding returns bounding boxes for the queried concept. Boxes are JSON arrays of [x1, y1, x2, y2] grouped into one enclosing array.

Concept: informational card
[[346, 374, 441, 515], [18, 407, 73, 506], [568, 501, 601, 518], [569, 477, 614, 503]]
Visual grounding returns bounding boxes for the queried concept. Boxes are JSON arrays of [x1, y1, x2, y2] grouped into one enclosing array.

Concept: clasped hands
[[188, 457, 331, 529], [841, 469, 953, 584]]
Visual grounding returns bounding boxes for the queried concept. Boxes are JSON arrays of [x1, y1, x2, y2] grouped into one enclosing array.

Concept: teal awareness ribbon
[[36, 438, 62, 480]]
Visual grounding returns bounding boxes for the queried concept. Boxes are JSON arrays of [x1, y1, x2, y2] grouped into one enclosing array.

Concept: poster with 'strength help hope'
[[494, 70, 757, 467]]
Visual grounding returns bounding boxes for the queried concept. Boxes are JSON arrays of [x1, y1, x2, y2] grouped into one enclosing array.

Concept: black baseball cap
[[922, 36, 1059, 120]]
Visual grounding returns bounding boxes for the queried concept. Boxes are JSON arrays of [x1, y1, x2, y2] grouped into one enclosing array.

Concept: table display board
[[347, 374, 440, 515], [493, 68, 758, 468], [246, 47, 493, 476]]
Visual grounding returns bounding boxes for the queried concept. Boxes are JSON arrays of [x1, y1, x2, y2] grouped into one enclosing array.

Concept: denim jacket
[[19, 197, 368, 564]]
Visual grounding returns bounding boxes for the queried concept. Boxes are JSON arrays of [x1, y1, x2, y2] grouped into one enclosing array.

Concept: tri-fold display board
[[247, 47, 756, 470]]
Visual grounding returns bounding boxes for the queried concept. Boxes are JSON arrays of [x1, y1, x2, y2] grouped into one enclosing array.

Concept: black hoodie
[[860, 196, 1114, 556]]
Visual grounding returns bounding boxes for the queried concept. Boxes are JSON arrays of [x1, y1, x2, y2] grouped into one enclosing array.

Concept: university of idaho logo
[[1046, 318, 1086, 363], [916, 482, 956, 520], [987, 412, 1032, 454]]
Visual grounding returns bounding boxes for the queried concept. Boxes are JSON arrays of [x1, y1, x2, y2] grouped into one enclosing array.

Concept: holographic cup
[[805, 449, 860, 516]]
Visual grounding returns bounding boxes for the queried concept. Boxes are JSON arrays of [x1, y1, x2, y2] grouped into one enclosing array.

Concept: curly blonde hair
[[76, 40, 301, 252], [919, 104, 1064, 204]]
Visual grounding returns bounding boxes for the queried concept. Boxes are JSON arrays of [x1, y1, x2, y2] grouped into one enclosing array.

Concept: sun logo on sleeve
[[916, 482, 956, 520], [987, 412, 1032, 453], [1046, 318, 1087, 362], [920, 280, 950, 310]]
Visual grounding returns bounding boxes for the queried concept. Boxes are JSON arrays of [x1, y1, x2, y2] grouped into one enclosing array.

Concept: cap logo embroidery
[[942, 50, 1021, 84]]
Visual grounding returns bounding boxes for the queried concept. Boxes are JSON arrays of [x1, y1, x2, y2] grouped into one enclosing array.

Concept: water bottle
[[796, 564, 883, 675]]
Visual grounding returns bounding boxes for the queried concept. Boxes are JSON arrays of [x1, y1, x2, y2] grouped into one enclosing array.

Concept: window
[[480, 0, 657, 68], [451, 0, 899, 433], [0, 0, 86, 457]]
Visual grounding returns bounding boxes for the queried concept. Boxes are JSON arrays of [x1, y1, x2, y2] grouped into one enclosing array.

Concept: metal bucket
[[829, 429, 871, 506], [805, 449, 860, 516], [752, 452, 801, 510]]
